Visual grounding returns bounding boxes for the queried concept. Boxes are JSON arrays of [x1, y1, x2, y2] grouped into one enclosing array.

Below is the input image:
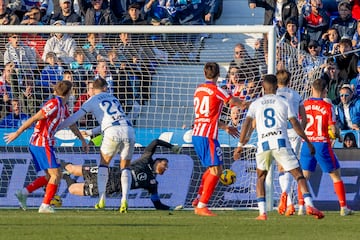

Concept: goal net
[[0, 25, 323, 210]]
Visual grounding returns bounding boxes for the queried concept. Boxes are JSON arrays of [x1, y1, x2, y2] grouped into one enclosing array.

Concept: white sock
[[197, 202, 206, 208], [97, 166, 109, 202], [287, 194, 293, 205], [279, 172, 291, 194], [121, 168, 132, 203], [258, 201, 266, 215], [304, 196, 314, 208]]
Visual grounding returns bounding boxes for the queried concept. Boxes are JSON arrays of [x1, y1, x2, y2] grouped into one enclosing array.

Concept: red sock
[[43, 183, 58, 205], [334, 181, 347, 207], [297, 184, 304, 206], [26, 176, 48, 193], [198, 169, 211, 196], [199, 173, 219, 204]]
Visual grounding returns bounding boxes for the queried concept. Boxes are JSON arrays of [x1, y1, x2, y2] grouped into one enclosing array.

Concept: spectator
[[40, 52, 64, 99], [51, 0, 81, 25], [349, 60, 360, 96], [0, 62, 13, 118], [204, 0, 222, 25], [70, 48, 93, 94], [73, 80, 98, 127], [248, 0, 298, 38], [351, 19, 360, 48], [109, 0, 129, 22], [228, 105, 241, 129], [343, 131, 358, 148], [20, 6, 44, 25], [319, 27, 340, 56], [175, 0, 207, 25], [16, 0, 48, 21], [0, 98, 30, 128], [298, 40, 326, 76], [279, 18, 309, 50], [42, 20, 77, 65], [82, 33, 109, 64], [3, 33, 38, 87], [121, 3, 147, 25], [299, 0, 330, 41], [94, 59, 114, 94], [80, 0, 118, 25], [335, 38, 359, 81], [330, 0, 357, 39], [322, 60, 347, 105], [144, 0, 175, 25], [227, 43, 259, 83], [0, 0, 20, 25], [335, 84, 360, 130]]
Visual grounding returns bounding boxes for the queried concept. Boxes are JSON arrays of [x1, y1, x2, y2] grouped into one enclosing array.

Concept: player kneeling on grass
[[62, 139, 183, 211]]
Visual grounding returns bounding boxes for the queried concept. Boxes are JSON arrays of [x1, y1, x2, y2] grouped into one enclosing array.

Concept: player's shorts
[[256, 147, 299, 172], [288, 129, 302, 156], [300, 142, 340, 173], [101, 125, 135, 160], [192, 136, 223, 167], [29, 144, 59, 172]]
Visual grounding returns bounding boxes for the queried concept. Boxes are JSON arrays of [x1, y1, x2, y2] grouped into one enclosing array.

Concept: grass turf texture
[[0, 209, 358, 240]]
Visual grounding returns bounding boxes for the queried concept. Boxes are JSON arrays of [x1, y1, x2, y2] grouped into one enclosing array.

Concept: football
[[50, 195, 62, 207], [219, 169, 236, 185]]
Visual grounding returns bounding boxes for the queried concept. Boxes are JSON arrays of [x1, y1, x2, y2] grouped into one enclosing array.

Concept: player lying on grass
[[62, 139, 183, 210]]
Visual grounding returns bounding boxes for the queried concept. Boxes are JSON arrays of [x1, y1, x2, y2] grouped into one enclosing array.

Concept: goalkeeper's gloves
[[171, 145, 182, 154], [169, 205, 184, 211]]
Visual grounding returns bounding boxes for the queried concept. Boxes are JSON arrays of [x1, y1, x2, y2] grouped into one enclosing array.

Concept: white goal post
[[0, 24, 310, 210]]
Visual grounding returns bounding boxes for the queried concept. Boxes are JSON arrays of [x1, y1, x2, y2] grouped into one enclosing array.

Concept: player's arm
[[69, 124, 89, 152], [233, 116, 253, 160], [57, 109, 87, 130], [150, 193, 171, 210], [299, 104, 307, 130], [289, 117, 315, 155], [218, 120, 239, 138], [229, 97, 250, 110], [4, 110, 45, 144], [142, 139, 181, 159]]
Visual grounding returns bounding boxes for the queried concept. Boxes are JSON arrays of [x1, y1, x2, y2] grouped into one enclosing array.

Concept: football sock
[[43, 183, 57, 204], [257, 197, 266, 215], [303, 193, 314, 207], [297, 184, 304, 207], [334, 181, 347, 207], [197, 169, 210, 197], [199, 173, 219, 206], [121, 168, 132, 202], [97, 165, 109, 202], [279, 172, 291, 194], [26, 176, 48, 194]]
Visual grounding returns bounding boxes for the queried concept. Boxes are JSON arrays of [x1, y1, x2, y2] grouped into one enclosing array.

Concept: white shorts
[[101, 125, 135, 160], [288, 129, 302, 156], [256, 148, 299, 172]]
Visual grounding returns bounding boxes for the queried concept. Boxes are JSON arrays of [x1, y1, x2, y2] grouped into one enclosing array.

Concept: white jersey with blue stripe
[[81, 92, 131, 131], [247, 94, 296, 153]]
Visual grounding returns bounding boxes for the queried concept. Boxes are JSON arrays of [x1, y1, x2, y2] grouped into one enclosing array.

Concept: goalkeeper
[[62, 139, 183, 211]]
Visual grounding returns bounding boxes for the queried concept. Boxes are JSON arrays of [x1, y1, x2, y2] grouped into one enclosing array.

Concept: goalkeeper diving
[[62, 139, 183, 211]]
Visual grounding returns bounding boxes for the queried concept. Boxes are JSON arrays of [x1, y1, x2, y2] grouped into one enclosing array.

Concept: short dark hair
[[311, 78, 327, 92], [263, 74, 277, 85], [204, 62, 220, 79], [93, 78, 108, 90]]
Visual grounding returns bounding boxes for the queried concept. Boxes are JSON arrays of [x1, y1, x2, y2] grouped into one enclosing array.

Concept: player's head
[[53, 80, 73, 98], [154, 158, 169, 175], [276, 69, 291, 86], [93, 78, 108, 93], [311, 78, 327, 97], [204, 62, 220, 82], [262, 74, 277, 94]]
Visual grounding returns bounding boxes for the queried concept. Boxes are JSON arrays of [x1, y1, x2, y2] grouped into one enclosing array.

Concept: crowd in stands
[[0, 0, 359, 148]]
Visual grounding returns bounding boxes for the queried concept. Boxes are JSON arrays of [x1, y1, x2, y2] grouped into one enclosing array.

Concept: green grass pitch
[[0, 209, 358, 240]]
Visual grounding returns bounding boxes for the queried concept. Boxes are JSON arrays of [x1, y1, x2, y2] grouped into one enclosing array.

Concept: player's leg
[[119, 128, 135, 213], [96, 151, 112, 209], [192, 168, 210, 207], [63, 163, 83, 176], [255, 151, 271, 220], [277, 164, 290, 215], [39, 167, 61, 213], [317, 145, 353, 216], [68, 183, 86, 196]]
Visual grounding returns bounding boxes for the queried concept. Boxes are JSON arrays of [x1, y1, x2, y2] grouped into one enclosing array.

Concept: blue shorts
[[29, 144, 59, 172], [300, 142, 340, 173], [192, 136, 223, 167]]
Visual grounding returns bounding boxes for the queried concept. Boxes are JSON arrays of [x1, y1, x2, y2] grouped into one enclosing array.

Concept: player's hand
[[4, 132, 19, 144], [307, 142, 315, 155], [170, 205, 183, 211], [225, 126, 240, 138], [81, 140, 89, 153], [171, 145, 182, 154], [233, 146, 243, 160]]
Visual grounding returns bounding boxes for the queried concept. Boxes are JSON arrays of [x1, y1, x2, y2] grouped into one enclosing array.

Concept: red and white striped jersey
[[30, 97, 69, 147], [192, 81, 231, 139]]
